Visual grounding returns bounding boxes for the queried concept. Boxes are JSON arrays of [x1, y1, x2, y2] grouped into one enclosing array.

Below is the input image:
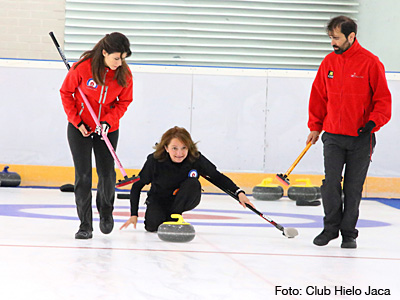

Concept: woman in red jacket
[[60, 32, 133, 239]]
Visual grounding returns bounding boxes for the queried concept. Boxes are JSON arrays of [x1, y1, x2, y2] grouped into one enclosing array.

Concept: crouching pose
[[120, 126, 254, 231]]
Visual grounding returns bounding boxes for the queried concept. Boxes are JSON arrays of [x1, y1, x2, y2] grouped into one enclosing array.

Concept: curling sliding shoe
[[0, 166, 21, 187], [157, 214, 195, 243]]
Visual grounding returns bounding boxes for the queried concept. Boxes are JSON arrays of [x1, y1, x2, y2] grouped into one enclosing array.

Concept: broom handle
[[49, 31, 127, 178], [285, 142, 312, 176]]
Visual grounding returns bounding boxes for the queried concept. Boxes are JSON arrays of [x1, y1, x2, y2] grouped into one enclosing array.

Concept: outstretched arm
[[199, 154, 256, 208], [120, 154, 153, 230], [202, 173, 255, 209]]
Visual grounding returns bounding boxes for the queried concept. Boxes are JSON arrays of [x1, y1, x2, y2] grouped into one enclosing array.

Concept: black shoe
[[296, 200, 321, 206], [341, 237, 357, 249], [75, 230, 93, 239], [313, 230, 338, 246], [100, 215, 114, 234]]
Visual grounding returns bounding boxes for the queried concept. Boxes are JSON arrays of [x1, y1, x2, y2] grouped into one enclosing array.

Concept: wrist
[[235, 188, 245, 196], [366, 120, 376, 130], [100, 121, 110, 128]]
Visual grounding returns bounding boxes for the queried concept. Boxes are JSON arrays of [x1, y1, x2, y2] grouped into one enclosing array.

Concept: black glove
[[77, 121, 92, 132], [357, 121, 375, 137]]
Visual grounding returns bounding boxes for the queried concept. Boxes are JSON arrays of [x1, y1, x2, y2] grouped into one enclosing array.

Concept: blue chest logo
[[86, 78, 98, 89], [188, 169, 198, 178]]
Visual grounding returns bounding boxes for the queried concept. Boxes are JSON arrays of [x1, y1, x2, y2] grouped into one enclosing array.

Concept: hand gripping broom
[[49, 32, 139, 187]]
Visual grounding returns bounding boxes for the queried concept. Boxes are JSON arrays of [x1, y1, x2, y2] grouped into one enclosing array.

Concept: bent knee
[[183, 177, 201, 191], [144, 220, 162, 232]]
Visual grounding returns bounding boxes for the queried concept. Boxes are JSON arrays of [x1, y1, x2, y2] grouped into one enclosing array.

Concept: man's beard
[[333, 39, 351, 54]]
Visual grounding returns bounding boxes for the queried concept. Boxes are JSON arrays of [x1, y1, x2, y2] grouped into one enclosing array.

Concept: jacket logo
[[350, 72, 364, 79], [86, 78, 98, 89], [327, 71, 334, 79], [188, 169, 198, 178]]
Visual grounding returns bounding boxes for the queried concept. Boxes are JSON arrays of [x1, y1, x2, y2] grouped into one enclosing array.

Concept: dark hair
[[153, 126, 200, 162], [74, 32, 132, 87], [326, 16, 357, 38]]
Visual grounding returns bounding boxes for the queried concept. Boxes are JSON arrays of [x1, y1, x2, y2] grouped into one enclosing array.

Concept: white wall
[[0, 0, 65, 60], [357, 0, 400, 72], [0, 61, 398, 177], [0, 0, 400, 72]]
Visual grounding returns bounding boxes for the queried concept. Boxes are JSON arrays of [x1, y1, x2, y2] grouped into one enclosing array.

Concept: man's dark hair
[[326, 16, 357, 38]]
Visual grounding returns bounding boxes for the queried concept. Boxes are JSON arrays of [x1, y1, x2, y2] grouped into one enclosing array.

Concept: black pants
[[144, 177, 202, 232], [67, 123, 118, 232], [321, 132, 375, 239]]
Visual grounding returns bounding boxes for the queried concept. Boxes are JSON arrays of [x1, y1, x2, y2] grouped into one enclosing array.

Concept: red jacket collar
[[339, 38, 360, 58]]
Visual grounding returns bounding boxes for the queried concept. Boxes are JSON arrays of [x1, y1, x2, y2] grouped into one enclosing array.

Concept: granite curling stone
[[0, 166, 21, 187], [157, 214, 195, 243], [252, 178, 283, 201], [315, 186, 322, 200], [287, 179, 318, 201], [287, 178, 321, 206], [288, 186, 318, 201]]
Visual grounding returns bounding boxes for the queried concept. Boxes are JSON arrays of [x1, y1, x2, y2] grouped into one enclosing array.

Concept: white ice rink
[[0, 187, 399, 300]]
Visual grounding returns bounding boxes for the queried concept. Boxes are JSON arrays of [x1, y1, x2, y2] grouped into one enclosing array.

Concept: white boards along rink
[[0, 60, 399, 177]]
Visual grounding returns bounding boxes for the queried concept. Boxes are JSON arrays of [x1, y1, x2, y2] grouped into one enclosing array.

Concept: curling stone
[[315, 186, 321, 199], [252, 178, 283, 201], [157, 214, 195, 243], [0, 166, 21, 187], [60, 183, 74, 192], [287, 179, 321, 206]]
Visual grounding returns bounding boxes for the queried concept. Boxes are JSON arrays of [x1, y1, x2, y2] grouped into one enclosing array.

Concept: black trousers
[[67, 123, 118, 232], [144, 177, 202, 232], [321, 132, 375, 238]]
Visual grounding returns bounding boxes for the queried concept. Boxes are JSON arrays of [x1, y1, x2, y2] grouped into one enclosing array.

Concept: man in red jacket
[[306, 16, 391, 248]]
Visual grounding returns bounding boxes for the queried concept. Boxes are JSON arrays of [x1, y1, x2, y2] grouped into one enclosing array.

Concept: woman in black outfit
[[120, 126, 254, 231]]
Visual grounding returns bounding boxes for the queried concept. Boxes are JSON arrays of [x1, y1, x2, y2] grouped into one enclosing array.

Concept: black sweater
[[129, 152, 240, 216]]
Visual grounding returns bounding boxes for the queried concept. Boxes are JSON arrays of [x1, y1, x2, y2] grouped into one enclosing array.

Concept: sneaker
[[100, 215, 114, 234], [313, 230, 339, 246], [75, 230, 93, 239], [341, 237, 357, 249]]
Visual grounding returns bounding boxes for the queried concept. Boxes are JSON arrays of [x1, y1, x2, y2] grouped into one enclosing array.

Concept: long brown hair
[[153, 126, 200, 162], [74, 32, 132, 87]]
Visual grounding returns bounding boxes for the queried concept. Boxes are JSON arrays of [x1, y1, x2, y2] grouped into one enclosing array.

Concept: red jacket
[[60, 59, 133, 132], [308, 39, 391, 136]]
